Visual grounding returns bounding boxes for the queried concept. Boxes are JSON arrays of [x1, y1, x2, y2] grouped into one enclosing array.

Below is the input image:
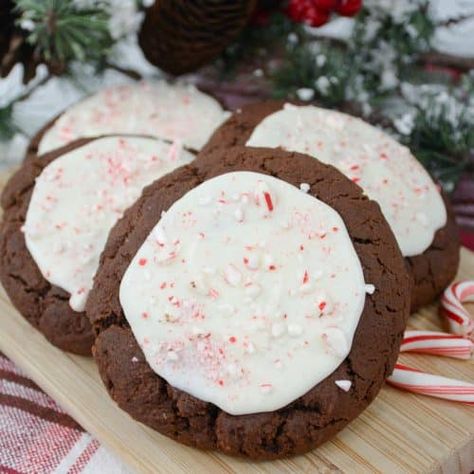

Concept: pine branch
[[14, 0, 113, 71]]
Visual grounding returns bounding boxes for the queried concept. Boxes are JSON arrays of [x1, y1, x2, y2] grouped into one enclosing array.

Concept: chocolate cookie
[[25, 81, 229, 160], [87, 146, 410, 459], [202, 101, 460, 311], [0, 135, 195, 355]]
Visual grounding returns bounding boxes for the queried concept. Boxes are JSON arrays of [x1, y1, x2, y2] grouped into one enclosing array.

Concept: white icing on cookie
[[120, 172, 366, 415], [246, 104, 447, 257], [38, 81, 230, 155], [24, 136, 194, 312]]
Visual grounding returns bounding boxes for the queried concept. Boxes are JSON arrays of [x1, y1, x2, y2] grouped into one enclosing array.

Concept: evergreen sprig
[[14, 0, 113, 69], [408, 91, 474, 191], [218, 12, 296, 77], [264, 3, 473, 192]]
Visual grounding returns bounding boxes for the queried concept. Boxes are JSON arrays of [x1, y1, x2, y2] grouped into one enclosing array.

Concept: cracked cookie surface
[[202, 101, 460, 312], [87, 146, 410, 459]]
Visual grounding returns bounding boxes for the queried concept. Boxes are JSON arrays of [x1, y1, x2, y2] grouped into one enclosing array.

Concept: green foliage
[[268, 2, 473, 192], [409, 94, 474, 190], [273, 40, 349, 107], [14, 0, 113, 67], [218, 13, 297, 77]]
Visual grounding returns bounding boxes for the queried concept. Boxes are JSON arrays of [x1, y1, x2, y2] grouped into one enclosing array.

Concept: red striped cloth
[[0, 353, 130, 474]]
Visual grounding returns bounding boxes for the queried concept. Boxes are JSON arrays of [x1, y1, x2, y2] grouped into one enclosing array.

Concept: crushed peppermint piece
[[299, 183, 310, 193], [224, 264, 242, 286], [263, 192, 273, 212], [322, 328, 348, 358], [260, 383, 273, 393], [365, 284, 376, 295], [335, 380, 352, 392]]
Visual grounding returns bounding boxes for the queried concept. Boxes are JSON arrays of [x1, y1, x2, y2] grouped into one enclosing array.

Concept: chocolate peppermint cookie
[[27, 81, 229, 160], [202, 101, 460, 311], [87, 146, 410, 459], [0, 135, 195, 355]]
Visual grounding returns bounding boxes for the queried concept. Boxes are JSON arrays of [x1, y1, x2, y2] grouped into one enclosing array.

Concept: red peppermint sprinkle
[[208, 288, 219, 299], [138, 258, 148, 266], [142, 312, 149, 319], [303, 270, 309, 284], [268, 264, 276, 271], [263, 191, 274, 212], [229, 336, 237, 344], [319, 301, 327, 311]]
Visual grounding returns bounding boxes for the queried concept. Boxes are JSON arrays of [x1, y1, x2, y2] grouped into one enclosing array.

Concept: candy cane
[[387, 281, 473, 403], [400, 330, 473, 360], [440, 280, 474, 339], [387, 364, 474, 405]]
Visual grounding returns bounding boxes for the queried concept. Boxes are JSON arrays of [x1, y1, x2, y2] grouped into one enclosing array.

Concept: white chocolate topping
[[120, 172, 366, 415], [247, 104, 447, 257], [24, 136, 194, 311], [38, 81, 230, 155]]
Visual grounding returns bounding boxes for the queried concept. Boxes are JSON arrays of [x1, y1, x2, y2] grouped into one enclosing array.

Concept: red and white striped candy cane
[[387, 281, 473, 403], [387, 364, 474, 405], [440, 280, 474, 339], [400, 330, 473, 360]]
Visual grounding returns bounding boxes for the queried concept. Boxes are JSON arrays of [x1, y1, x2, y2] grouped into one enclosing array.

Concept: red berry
[[313, 0, 339, 11], [336, 0, 362, 16], [306, 7, 330, 26], [287, 0, 330, 27]]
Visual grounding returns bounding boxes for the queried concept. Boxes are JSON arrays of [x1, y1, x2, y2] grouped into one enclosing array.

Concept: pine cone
[[139, 0, 257, 75]]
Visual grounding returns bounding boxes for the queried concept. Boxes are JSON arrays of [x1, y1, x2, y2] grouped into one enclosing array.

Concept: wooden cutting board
[[0, 170, 473, 473]]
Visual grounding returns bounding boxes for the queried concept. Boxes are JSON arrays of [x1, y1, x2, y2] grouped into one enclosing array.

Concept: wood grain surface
[[0, 170, 473, 473]]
